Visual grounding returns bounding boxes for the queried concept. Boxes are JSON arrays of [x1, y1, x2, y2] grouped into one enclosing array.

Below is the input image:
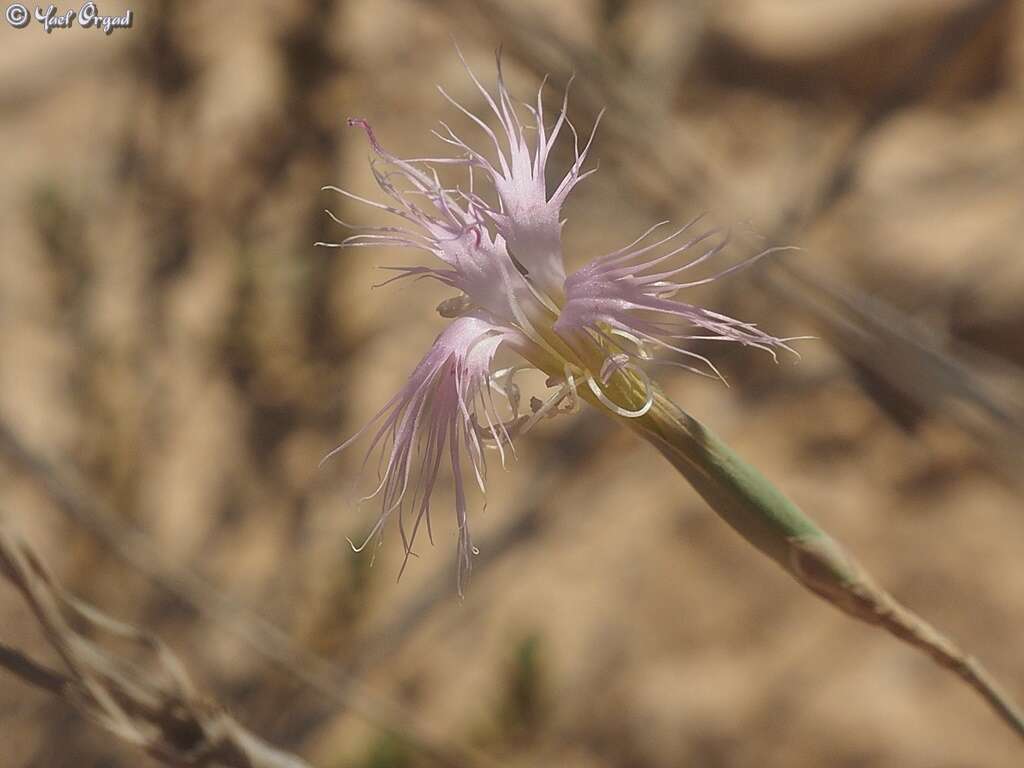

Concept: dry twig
[[0, 525, 311, 768]]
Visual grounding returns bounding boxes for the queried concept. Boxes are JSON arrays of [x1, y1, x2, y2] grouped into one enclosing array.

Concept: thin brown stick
[[0, 525, 312, 768], [0, 642, 69, 696]]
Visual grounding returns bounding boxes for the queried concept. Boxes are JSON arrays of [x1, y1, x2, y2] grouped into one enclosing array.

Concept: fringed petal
[[318, 119, 523, 323], [444, 49, 601, 302], [326, 313, 527, 593], [555, 220, 800, 384]]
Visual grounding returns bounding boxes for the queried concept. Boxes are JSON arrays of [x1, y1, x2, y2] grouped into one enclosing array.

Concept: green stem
[[619, 385, 1024, 742]]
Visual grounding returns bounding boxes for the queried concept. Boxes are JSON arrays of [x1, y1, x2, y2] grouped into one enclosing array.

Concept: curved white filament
[[586, 365, 654, 418]]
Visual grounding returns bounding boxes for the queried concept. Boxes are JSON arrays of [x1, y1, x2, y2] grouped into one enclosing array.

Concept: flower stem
[[620, 384, 1024, 741]]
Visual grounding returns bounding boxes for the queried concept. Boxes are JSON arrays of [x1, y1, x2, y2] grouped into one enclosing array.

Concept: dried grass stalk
[[0, 526, 311, 768]]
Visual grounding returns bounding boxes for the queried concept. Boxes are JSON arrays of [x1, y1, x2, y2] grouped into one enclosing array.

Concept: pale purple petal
[[554, 221, 798, 380], [323, 118, 546, 327], [327, 313, 526, 593], [444, 51, 601, 302]]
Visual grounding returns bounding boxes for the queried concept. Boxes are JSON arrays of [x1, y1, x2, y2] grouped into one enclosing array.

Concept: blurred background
[[1, 0, 1024, 765]]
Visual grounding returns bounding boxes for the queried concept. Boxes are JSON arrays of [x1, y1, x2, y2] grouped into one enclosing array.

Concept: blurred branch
[[756, 0, 1024, 465], [0, 642, 67, 695], [763, 263, 1024, 470], [0, 526, 311, 768], [776, 0, 1009, 232], [0, 419, 499, 768]]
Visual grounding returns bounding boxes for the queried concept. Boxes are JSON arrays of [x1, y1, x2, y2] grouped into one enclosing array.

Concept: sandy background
[[1, 0, 1024, 766]]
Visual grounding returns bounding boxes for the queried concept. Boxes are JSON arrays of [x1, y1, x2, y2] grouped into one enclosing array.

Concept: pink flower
[[320, 53, 797, 589]]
